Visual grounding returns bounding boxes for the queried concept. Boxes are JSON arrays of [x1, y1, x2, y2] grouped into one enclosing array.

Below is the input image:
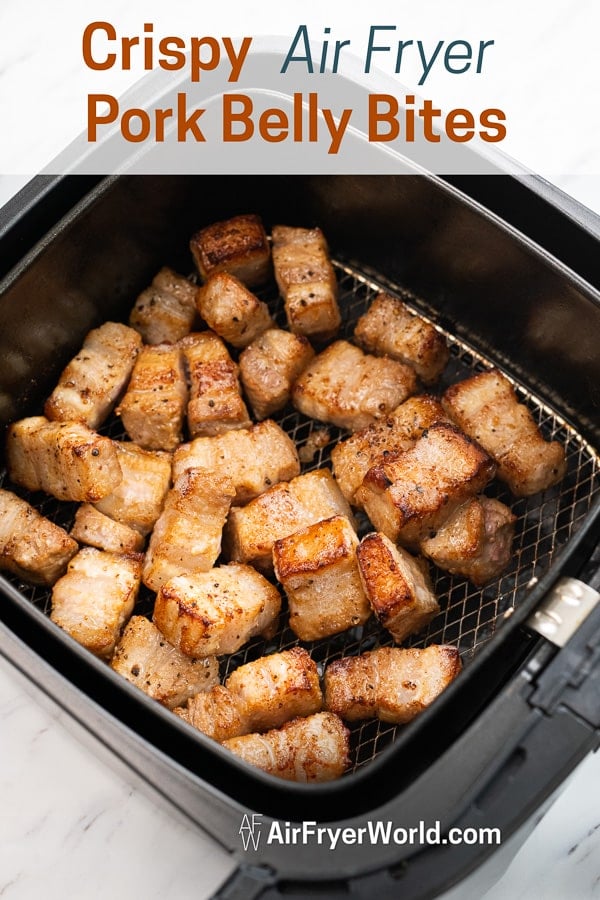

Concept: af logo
[[239, 813, 263, 851]]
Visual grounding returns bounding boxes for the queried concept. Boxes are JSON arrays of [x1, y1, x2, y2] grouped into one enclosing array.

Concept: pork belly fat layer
[[239, 328, 315, 420], [196, 272, 273, 349], [93, 442, 171, 536], [190, 214, 271, 287], [70, 503, 145, 554], [129, 267, 197, 345]]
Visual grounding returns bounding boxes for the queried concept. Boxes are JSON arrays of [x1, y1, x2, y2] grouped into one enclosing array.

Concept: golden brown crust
[[129, 267, 198, 345], [239, 328, 315, 420], [196, 272, 273, 348], [190, 214, 271, 287]]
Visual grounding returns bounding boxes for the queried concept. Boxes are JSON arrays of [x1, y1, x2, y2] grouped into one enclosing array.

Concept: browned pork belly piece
[[222, 711, 350, 782], [190, 214, 271, 287], [116, 344, 188, 451], [324, 645, 462, 724], [331, 394, 449, 506], [442, 369, 567, 496], [50, 547, 142, 658], [93, 442, 171, 537], [111, 616, 219, 709], [129, 267, 198, 345], [271, 225, 341, 342], [70, 504, 145, 554], [357, 533, 439, 643], [0, 488, 78, 586], [153, 563, 281, 657], [239, 328, 315, 420], [172, 420, 300, 506], [224, 468, 354, 572], [293, 341, 417, 432], [354, 293, 449, 384], [142, 467, 235, 592], [196, 272, 273, 348], [180, 331, 251, 437], [6, 417, 122, 502], [420, 495, 516, 586], [356, 422, 496, 548], [273, 515, 370, 641], [176, 647, 322, 741]]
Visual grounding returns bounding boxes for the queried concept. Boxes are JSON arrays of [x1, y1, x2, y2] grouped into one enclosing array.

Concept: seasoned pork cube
[[50, 547, 142, 658], [356, 422, 496, 547], [172, 420, 300, 506], [0, 488, 78, 586], [293, 341, 417, 432], [443, 369, 567, 496], [354, 293, 449, 384], [142, 467, 235, 592], [70, 504, 145, 554], [44, 322, 141, 428], [324, 645, 462, 724], [116, 344, 187, 451], [153, 563, 281, 657], [239, 328, 314, 420], [196, 272, 273, 348], [129, 267, 197, 344], [356, 532, 439, 643], [224, 468, 354, 572], [222, 712, 350, 782], [271, 225, 341, 342], [421, 496, 516, 586], [94, 442, 171, 537], [190, 214, 270, 287], [7, 417, 122, 502], [111, 616, 219, 709], [180, 331, 251, 437], [273, 515, 371, 641]]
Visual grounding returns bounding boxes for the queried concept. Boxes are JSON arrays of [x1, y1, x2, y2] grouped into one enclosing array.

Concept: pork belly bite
[[50, 547, 142, 658], [421, 496, 516, 586], [153, 563, 281, 657], [443, 369, 567, 496], [180, 331, 251, 437], [190, 214, 271, 287], [111, 616, 219, 709], [142, 467, 235, 592], [224, 468, 354, 572], [324, 645, 462, 724], [271, 225, 341, 342], [7, 417, 122, 502], [70, 504, 145, 554], [273, 515, 370, 641], [196, 272, 273, 349], [129, 267, 197, 345], [239, 328, 314, 420], [172, 419, 300, 505], [116, 344, 187, 452], [222, 712, 350, 782], [356, 422, 496, 547], [354, 293, 449, 384], [293, 341, 417, 432], [93, 442, 171, 537], [0, 488, 78, 586]]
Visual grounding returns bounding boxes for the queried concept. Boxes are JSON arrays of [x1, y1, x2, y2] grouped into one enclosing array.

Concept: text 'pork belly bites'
[[129, 267, 198, 345], [190, 214, 271, 287], [70, 503, 145, 554], [196, 272, 273, 349], [239, 328, 315, 420]]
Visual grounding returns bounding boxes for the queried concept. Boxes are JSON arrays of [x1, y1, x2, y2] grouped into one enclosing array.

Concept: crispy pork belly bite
[[354, 293, 449, 384], [357, 533, 439, 643], [70, 504, 145, 554], [421, 496, 516, 586], [271, 225, 341, 342], [44, 322, 141, 429], [7, 417, 122, 502], [239, 328, 314, 420], [129, 267, 197, 345], [142, 467, 235, 592], [93, 442, 171, 537], [222, 711, 350, 782], [356, 422, 496, 547], [153, 563, 281, 657], [0, 488, 78, 586], [172, 420, 300, 506], [116, 344, 188, 451], [224, 468, 354, 572], [111, 616, 219, 709], [293, 341, 417, 432], [324, 645, 462, 724], [180, 331, 251, 437], [190, 214, 271, 287], [442, 369, 567, 496], [50, 547, 142, 658], [273, 515, 371, 641], [196, 272, 273, 348]]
